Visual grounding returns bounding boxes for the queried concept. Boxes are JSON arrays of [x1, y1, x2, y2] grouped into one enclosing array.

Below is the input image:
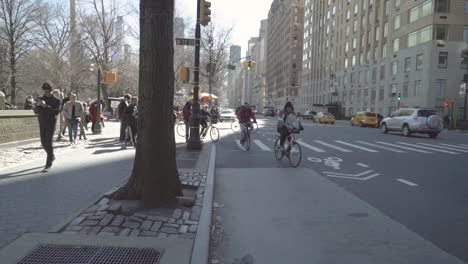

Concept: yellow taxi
[[351, 111, 379, 127], [313, 112, 336, 124]]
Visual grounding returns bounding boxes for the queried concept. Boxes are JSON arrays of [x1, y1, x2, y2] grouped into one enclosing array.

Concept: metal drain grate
[[17, 244, 164, 264]]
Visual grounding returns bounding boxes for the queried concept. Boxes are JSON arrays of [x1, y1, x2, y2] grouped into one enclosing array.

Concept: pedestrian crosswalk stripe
[[314, 140, 352, 152], [356, 141, 407, 153], [297, 140, 326, 152], [439, 143, 468, 150], [417, 143, 468, 153], [335, 141, 378, 152], [396, 142, 459, 154], [253, 140, 272, 151], [376, 141, 432, 154]]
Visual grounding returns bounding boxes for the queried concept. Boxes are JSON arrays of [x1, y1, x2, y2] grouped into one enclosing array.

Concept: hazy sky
[[176, 0, 274, 54]]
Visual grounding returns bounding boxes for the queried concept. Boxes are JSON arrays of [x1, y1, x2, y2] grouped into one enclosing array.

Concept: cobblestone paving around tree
[[59, 172, 207, 240]]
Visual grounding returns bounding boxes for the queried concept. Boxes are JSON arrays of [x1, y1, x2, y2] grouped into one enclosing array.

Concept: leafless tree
[[0, 0, 43, 104], [200, 22, 232, 99], [78, 0, 124, 101], [113, 0, 182, 207]]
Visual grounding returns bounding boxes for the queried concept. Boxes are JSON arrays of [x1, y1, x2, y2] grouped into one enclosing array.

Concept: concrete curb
[[190, 144, 216, 264]]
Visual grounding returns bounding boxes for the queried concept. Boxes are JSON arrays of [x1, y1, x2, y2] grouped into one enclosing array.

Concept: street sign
[[176, 38, 196, 46], [460, 83, 467, 96]]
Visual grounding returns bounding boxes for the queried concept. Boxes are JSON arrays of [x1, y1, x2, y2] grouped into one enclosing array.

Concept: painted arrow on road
[[322, 170, 380, 181]]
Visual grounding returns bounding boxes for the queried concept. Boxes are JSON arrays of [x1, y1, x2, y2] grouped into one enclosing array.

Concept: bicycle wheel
[[251, 122, 258, 134], [288, 142, 302, 168], [243, 132, 250, 151], [274, 139, 284, 160], [177, 123, 186, 137], [210, 126, 220, 142], [231, 120, 240, 132]]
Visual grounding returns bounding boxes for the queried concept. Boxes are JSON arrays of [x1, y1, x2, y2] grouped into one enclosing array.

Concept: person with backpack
[[276, 101, 303, 151], [117, 94, 132, 143], [182, 100, 192, 142]]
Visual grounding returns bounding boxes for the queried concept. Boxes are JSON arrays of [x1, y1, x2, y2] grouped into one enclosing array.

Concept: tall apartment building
[[228, 45, 242, 108], [248, 19, 269, 109], [267, 0, 305, 110], [302, 0, 468, 118]]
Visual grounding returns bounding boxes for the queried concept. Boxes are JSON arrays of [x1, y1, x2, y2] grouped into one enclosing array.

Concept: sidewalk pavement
[[212, 168, 465, 264], [0, 121, 216, 264]]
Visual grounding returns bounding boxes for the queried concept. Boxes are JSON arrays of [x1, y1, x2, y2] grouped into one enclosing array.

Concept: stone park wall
[[0, 111, 39, 144]]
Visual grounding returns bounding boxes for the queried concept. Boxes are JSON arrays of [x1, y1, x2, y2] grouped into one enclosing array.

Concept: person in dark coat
[[24, 95, 35, 110], [34, 82, 61, 172]]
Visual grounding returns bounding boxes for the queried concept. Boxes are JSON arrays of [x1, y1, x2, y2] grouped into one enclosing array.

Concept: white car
[[380, 108, 443, 138], [219, 109, 236, 122]]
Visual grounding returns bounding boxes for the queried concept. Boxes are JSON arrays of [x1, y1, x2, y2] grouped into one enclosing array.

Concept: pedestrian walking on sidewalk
[[182, 100, 192, 142], [34, 82, 61, 172], [79, 103, 89, 140], [126, 97, 138, 144], [62, 93, 83, 145], [117, 94, 132, 143]]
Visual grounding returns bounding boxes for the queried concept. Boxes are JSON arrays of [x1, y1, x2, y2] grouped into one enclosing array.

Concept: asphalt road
[[214, 117, 468, 263]]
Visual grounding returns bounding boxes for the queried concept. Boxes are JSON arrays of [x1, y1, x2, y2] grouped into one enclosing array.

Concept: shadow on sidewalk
[[0, 166, 44, 179]]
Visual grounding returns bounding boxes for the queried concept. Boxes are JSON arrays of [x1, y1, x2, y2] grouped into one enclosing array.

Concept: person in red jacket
[[238, 102, 256, 144]]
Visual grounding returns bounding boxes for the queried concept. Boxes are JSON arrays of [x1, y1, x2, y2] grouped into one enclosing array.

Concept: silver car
[[380, 108, 443, 138]]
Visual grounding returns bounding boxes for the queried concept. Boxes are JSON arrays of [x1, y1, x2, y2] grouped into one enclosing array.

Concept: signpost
[[176, 38, 196, 46]]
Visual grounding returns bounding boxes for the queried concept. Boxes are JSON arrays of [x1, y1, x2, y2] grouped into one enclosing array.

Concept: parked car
[[380, 108, 443, 138], [314, 112, 336, 124], [351, 111, 379, 127], [264, 109, 275, 117], [303, 111, 317, 120], [219, 109, 236, 122]]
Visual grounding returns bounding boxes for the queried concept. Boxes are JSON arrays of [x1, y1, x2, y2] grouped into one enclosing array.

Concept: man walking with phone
[[34, 82, 61, 172]]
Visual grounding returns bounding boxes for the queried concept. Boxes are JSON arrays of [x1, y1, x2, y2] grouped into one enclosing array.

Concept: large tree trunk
[[114, 0, 182, 208], [9, 43, 16, 105]]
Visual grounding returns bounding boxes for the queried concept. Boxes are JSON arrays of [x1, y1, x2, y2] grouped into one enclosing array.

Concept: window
[[390, 84, 397, 96], [345, 58, 349, 68], [346, 25, 350, 36], [392, 61, 398, 75], [435, 0, 449, 12], [360, 53, 365, 65], [384, 1, 390, 16], [434, 24, 448, 40], [395, 0, 401, 8], [345, 41, 349, 52], [414, 80, 422, 96], [393, 38, 400, 52], [380, 64, 386, 80], [372, 67, 377, 81], [375, 26, 380, 41], [384, 22, 388, 37], [407, 25, 433, 47], [416, 54, 423, 70], [352, 55, 356, 66], [352, 38, 357, 49], [379, 86, 385, 100], [371, 89, 376, 101], [465, 0, 468, 13], [394, 15, 401, 30], [382, 43, 387, 58], [403, 82, 409, 97], [438, 52, 448, 68], [347, 9, 351, 20], [435, 79, 446, 97], [409, 0, 433, 23], [405, 57, 411, 72], [354, 20, 359, 32], [354, 3, 358, 14]]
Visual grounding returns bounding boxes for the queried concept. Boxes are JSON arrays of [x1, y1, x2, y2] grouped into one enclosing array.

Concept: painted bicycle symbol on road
[[307, 157, 343, 170]]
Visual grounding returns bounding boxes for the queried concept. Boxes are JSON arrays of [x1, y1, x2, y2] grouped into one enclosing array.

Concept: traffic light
[[247, 60, 252, 71], [179, 66, 190, 83], [397, 93, 401, 101], [444, 101, 450, 107], [200, 0, 211, 26]]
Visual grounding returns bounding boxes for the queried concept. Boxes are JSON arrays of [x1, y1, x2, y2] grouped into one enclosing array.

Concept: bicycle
[[201, 119, 220, 143], [176, 120, 186, 137], [274, 129, 302, 167], [239, 122, 255, 151], [232, 119, 258, 134]]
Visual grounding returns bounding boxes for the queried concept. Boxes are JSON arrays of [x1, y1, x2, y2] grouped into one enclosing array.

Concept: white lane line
[[235, 140, 244, 150], [314, 140, 352, 152], [439, 143, 468, 150], [335, 141, 379, 153], [253, 140, 272, 151], [356, 141, 407, 153], [417, 143, 468, 153], [396, 142, 459, 154], [356, 163, 369, 168], [397, 179, 418, 187], [376, 141, 432, 154], [297, 140, 326, 152]]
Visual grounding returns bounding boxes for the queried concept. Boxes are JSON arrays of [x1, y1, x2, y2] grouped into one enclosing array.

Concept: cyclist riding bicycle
[[200, 105, 212, 137], [238, 102, 257, 144], [277, 101, 303, 151]]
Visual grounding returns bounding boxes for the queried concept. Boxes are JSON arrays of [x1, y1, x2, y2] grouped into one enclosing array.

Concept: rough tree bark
[[113, 0, 182, 208]]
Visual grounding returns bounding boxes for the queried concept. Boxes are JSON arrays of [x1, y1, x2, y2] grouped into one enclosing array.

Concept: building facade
[[228, 45, 242, 108], [302, 0, 468, 118], [267, 0, 305, 110]]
